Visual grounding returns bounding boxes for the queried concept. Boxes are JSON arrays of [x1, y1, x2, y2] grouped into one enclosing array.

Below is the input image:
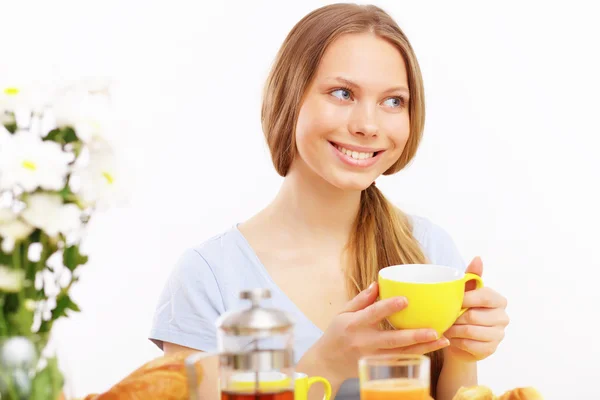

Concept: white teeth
[[335, 145, 375, 160]]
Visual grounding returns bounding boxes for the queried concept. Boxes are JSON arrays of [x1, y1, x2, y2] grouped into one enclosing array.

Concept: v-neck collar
[[232, 223, 325, 335]]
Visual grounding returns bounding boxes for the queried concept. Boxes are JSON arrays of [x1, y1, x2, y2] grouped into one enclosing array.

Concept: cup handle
[[457, 273, 484, 317], [307, 376, 332, 400]]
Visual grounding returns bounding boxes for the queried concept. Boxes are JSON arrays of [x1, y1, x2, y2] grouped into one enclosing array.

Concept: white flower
[[0, 218, 34, 251], [0, 205, 15, 224], [0, 85, 24, 114], [0, 336, 37, 368], [0, 265, 25, 292], [39, 297, 56, 321], [27, 242, 42, 262], [1, 81, 56, 114], [0, 84, 36, 129], [0, 130, 71, 192], [53, 88, 117, 146], [35, 268, 59, 298], [21, 193, 81, 238], [0, 198, 34, 249], [70, 143, 124, 208]]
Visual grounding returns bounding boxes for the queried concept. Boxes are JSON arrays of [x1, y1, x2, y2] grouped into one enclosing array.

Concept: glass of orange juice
[[359, 354, 430, 400]]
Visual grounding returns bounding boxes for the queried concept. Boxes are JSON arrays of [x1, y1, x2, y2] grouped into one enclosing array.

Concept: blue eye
[[383, 97, 404, 108], [331, 88, 352, 101]]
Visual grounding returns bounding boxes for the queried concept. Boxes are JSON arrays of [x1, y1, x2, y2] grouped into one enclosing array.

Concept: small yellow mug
[[378, 264, 483, 337], [229, 371, 332, 400]]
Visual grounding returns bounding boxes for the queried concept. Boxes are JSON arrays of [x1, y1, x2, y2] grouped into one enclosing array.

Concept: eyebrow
[[326, 76, 410, 97]]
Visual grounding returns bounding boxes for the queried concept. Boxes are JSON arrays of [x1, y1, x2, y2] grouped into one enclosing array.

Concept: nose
[[348, 102, 378, 138]]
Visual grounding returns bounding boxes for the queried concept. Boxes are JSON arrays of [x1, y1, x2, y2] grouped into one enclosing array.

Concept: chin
[[325, 173, 375, 192]]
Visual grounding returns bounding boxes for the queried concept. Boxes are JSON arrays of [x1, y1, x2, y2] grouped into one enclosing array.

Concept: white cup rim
[[379, 263, 464, 284]]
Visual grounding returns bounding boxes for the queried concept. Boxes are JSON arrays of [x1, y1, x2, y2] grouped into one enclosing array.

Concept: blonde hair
[[261, 3, 442, 395]]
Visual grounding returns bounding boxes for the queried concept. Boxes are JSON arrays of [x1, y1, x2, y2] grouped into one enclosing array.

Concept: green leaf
[[30, 356, 64, 400], [44, 126, 79, 145], [43, 128, 63, 142], [4, 121, 17, 134], [61, 127, 78, 143], [0, 240, 11, 265], [58, 185, 79, 204], [3, 293, 19, 313], [51, 293, 80, 320], [6, 301, 35, 337], [63, 245, 88, 272], [37, 320, 51, 334]]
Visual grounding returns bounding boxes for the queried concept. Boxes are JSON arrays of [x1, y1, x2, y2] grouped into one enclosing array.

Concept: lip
[[328, 141, 385, 168], [329, 141, 386, 153]]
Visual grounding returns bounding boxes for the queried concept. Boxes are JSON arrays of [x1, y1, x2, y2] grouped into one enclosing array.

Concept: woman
[[149, 4, 509, 399]]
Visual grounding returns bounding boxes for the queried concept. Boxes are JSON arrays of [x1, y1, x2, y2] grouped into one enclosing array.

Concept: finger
[[375, 329, 440, 349], [445, 325, 505, 342], [462, 287, 508, 309], [379, 337, 450, 356], [465, 257, 483, 291], [454, 308, 510, 327], [448, 338, 497, 358], [354, 296, 408, 326], [343, 282, 379, 313]]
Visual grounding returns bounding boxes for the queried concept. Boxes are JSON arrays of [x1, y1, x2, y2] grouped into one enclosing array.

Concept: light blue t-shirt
[[148, 215, 466, 399]]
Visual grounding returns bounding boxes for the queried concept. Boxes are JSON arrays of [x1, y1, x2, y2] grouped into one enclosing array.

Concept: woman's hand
[[305, 282, 450, 381], [444, 257, 510, 363]]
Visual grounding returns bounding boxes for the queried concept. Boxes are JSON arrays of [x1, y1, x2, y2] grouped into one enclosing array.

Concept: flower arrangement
[[0, 80, 122, 399]]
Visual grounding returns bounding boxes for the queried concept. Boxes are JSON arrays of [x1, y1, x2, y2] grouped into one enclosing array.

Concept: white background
[[1, 1, 599, 398]]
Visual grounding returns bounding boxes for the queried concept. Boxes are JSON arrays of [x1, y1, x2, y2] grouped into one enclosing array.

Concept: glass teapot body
[[217, 289, 296, 398]]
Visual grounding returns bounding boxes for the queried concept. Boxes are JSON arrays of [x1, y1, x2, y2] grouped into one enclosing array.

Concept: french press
[[217, 288, 296, 398]]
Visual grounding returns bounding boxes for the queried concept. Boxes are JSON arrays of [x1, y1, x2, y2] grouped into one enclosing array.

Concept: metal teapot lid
[[217, 289, 294, 336]]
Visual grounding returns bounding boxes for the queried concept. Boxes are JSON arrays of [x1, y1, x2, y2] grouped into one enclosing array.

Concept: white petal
[[0, 336, 37, 367], [42, 269, 59, 297], [0, 131, 70, 192], [1, 238, 15, 253], [27, 242, 42, 262], [0, 219, 34, 241], [24, 299, 36, 312], [0, 206, 16, 223], [58, 268, 72, 288], [46, 250, 63, 271], [0, 266, 25, 292], [57, 204, 82, 235], [34, 271, 43, 290], [21, 193, 63, 237]]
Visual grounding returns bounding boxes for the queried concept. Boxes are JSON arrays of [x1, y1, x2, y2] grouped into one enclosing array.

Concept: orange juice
[[360, 379, 429, 400]]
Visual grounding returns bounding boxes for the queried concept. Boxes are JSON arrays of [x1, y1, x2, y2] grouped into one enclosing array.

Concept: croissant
[[452, 385, 497, 400], [498, 387, 543, 400], [452, 385, 543, 400], [83, 350, 202, 400]]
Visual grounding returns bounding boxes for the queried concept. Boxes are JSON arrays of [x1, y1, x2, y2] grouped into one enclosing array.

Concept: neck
[[268, 160, 362, 242]]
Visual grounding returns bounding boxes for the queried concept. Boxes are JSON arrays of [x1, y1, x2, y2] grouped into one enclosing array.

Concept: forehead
[[314, 32, 408, 89]]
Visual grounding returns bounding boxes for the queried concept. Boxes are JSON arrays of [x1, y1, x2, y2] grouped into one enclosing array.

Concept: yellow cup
[[229, 371, 332, 400], [378, 264, 483, 336]]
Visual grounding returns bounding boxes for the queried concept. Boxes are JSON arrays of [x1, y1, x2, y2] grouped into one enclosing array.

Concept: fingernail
[[395, 297, 407, 307], [365, 282, 376, 294], [440, 338, 450, 346], [427, 331, 438, 341]]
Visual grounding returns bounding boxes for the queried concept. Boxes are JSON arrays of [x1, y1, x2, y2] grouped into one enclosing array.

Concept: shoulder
[[407, 214, 467, 272], [170, 225, 264, 303], [173, 226, 244, 279]]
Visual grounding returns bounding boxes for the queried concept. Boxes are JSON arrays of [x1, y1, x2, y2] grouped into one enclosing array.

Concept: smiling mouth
[[329, 141, 383, 160]]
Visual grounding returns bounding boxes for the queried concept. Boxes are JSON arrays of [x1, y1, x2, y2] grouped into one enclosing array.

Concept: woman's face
[[294, 32, 411, 191]]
